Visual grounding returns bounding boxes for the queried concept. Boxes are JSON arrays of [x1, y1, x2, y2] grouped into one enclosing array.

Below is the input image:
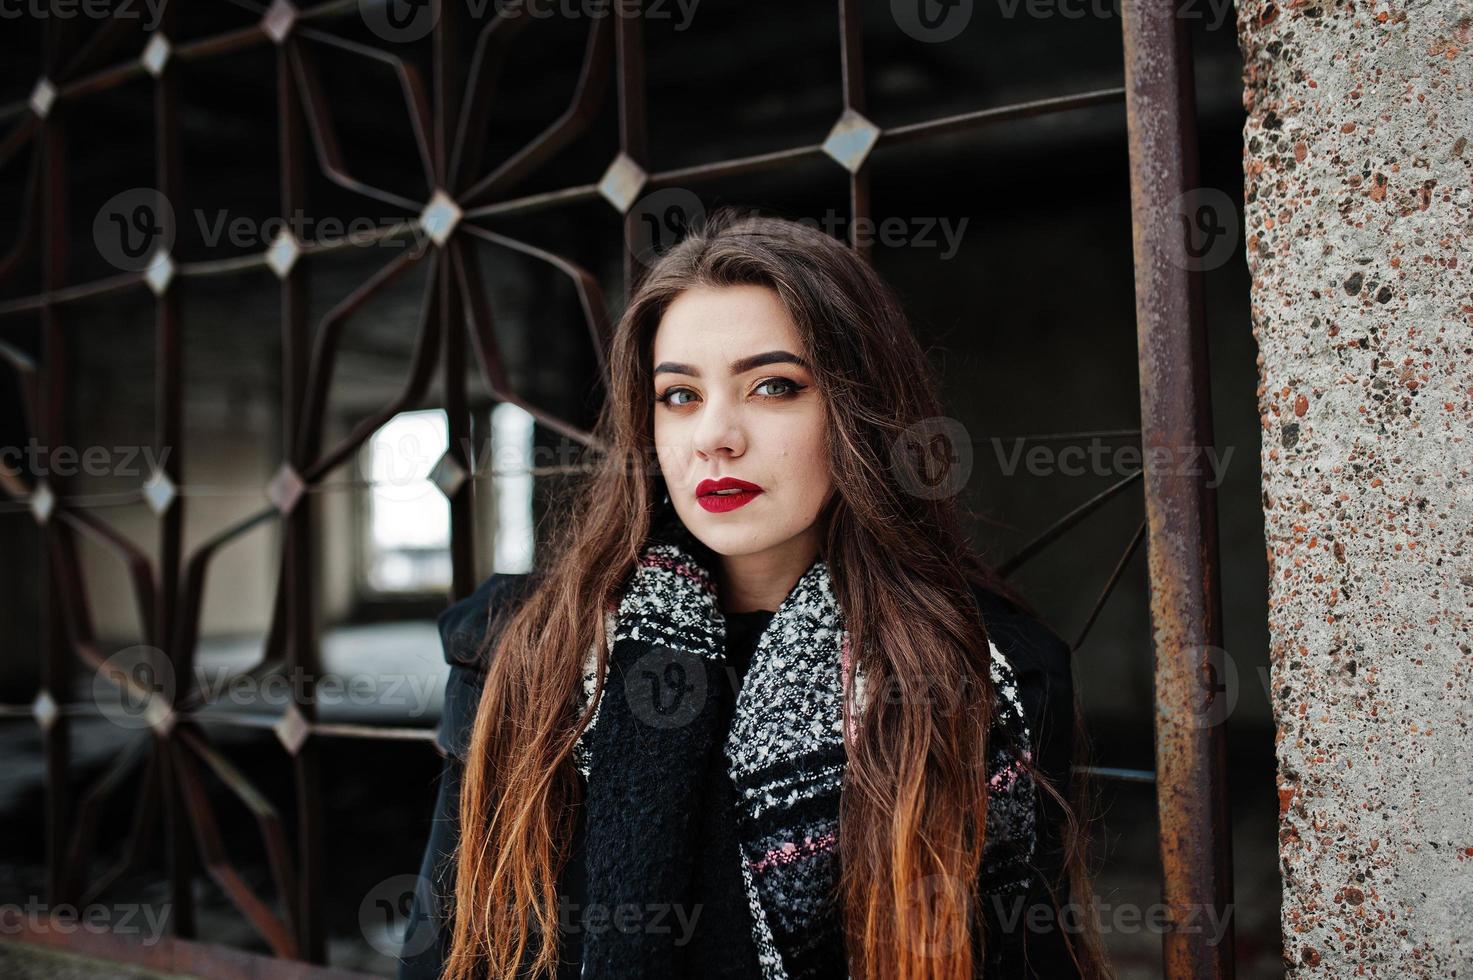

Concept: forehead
[[652, 285, 803, 361]]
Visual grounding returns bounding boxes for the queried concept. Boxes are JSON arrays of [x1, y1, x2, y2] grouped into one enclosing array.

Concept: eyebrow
[[653, 350, 810, 378]]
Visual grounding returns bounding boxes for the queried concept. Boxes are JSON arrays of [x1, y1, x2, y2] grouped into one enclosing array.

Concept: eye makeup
[[655, 376, 808, 407]]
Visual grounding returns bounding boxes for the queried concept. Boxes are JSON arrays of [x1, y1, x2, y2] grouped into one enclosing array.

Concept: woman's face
[[651, 284, 832, 561]]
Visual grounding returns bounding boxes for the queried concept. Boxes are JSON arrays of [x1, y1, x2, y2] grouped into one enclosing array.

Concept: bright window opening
[[364, 408, 451, 592], [492, 402, 535, 574]]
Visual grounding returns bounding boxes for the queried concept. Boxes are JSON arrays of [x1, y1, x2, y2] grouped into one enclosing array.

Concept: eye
[[656, 386, 698, 408], [754, 377, 804, 398]]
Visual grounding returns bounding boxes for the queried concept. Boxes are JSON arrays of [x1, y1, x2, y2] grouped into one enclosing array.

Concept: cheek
[[653, 415, 685, 481], [774, 411, 830, 502]]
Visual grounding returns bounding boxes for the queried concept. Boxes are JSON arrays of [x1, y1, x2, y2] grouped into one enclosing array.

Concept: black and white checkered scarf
[[570, 528, 1038, 980]]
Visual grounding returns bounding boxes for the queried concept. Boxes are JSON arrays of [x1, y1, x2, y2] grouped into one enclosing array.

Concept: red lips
[[695, 477, 763, 513]]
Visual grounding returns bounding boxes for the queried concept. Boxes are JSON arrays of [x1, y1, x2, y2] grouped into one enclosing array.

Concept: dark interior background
[[0, 1, 1277, 976]]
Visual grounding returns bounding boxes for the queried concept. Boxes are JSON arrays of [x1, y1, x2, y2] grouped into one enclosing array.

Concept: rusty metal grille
[[0, 1, 1233, 976]]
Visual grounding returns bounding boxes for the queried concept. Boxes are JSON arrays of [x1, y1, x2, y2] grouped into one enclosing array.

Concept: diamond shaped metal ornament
[[141, 35, 171, 78], [261, 0, 297, 43], [266, 464, 306, 514], [32, 691, 59, 731], [274, 704, 310, 755], [144, 252, 175, 296], [429, 452, 468, 499], [265, 230, 301, 278], [30, 79, 57, 119], [598, 153, 649, 214], [419, 190, 462, 247], [142, 470, 177, 515], [148, 703, 176, 736], [29, 482, 55, 524], [822, 109, 882, 174]]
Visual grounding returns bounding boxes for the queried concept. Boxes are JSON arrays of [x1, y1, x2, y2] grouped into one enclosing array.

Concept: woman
[[399, 209, 1109, 979]]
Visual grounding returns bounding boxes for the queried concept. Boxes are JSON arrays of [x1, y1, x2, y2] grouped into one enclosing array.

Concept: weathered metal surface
[[1121, 3, 1236, 977]]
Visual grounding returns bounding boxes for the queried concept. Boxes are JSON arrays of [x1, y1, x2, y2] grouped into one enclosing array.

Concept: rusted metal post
[[278, 15, 323, 963], [438, 0, 475, 601], [38, 12, 75, 913], [836, 0, 870, 262], [616, 1, 649, 299], [152, 0, 197, 943], [1120, 3, 1236, 977]]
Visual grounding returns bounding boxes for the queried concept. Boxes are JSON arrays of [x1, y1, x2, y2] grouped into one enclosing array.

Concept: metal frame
[[0, 1, 1232, 975]]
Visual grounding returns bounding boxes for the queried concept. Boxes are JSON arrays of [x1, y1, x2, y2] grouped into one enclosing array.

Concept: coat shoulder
[[967, 590, 1082, 976], [436, 571, 545, 670], [969, 585, 1072, 692], [969, 583, 1074, 783], [435, 572, 544, 760]]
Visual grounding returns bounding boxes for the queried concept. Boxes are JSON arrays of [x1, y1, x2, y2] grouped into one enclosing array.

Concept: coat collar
[[571, 536, 857, 979], [569, 539, 861, 788]]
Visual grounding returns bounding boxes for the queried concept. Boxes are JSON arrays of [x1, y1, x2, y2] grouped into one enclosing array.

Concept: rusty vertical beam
[[155, 15, 182, 672], [1120, 3, 1235, 978], [37, 11, 75, 911], [433, 0, 464, 191], [617, 1, 648, 299], [443, 255, 474, 599], [836, 0, 871, 262], [278, 24, 323, 964], [153, 1, 197, 942], [438, 0, 474, 600]]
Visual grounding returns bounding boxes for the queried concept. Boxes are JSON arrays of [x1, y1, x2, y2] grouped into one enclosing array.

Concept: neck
[[714, 525, 822, 614]]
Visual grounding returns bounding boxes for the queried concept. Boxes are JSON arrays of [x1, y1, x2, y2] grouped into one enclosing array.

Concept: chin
[[679, 513, 775, 557], [686, 524, 763, 556]]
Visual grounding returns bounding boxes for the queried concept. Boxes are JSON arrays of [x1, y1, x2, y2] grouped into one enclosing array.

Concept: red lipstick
[[695, 477, 763, 513]]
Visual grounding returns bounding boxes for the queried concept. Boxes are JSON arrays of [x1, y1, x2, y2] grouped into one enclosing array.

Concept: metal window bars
[[0, 1, 1233, 976]]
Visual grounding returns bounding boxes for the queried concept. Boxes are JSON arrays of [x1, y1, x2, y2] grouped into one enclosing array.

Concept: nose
[[691, 394, 746, 460]]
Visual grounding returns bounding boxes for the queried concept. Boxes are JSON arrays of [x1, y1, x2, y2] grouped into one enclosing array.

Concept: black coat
[[397, 572, 1083, 979]]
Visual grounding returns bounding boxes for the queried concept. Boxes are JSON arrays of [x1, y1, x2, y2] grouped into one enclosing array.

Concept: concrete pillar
[[1236, 1, 1473, 973]]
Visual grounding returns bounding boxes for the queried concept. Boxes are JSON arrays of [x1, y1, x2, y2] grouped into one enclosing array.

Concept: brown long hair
[[443, 208, 1110, 979]]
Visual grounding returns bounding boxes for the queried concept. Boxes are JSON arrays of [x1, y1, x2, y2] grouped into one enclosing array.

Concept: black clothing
[[722, 609, 774, 679], [581, 608, 775, 978], [397, 576, 1081, 979], [680, 611, 775, 974]]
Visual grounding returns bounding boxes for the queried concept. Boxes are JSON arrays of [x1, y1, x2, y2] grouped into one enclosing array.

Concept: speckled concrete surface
[[1237, 0, 1473, 973]]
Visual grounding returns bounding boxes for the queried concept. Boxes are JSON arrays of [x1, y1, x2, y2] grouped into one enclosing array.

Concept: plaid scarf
[[570, 529, 1038, 980]]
